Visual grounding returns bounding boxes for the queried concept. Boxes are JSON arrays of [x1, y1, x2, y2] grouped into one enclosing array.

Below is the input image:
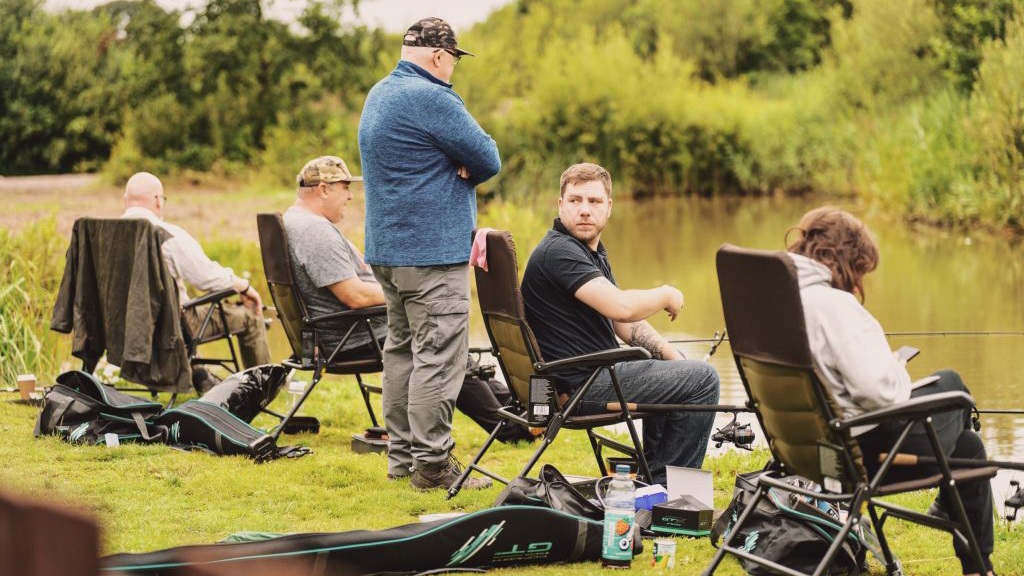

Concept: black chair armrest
[[305, 305, 387, 325], [836, 391, 975, 431], [183, 287, 238, 309], [535, 347, 651, 374]]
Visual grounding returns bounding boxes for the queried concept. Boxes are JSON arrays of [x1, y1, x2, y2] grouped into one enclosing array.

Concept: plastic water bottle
[[287, 380, 307, 412], [601, 464, 636, 569]]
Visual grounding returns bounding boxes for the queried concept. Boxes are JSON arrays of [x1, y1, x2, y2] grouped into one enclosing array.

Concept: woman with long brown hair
[[787, 207, 995, 576]]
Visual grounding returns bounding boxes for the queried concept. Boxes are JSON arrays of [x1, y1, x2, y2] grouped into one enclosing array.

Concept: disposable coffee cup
[[16, 374, 36, 401], [105, 433, 120, 448]]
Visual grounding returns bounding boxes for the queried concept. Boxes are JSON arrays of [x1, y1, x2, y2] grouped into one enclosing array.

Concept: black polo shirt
[[521, 218, 620, 393]]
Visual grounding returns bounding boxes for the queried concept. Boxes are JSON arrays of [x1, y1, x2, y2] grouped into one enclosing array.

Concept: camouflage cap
[[297, 156, 362, 187], [402, 17, 474, 57]]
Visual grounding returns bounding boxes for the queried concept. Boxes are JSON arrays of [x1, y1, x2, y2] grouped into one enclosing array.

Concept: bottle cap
[[615, 464, 631, 474]]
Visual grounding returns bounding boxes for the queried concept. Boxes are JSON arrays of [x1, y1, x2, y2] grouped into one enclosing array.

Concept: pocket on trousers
[[422, 298, 469, 351]]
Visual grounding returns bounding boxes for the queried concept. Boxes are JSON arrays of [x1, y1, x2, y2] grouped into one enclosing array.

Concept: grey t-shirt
[[283, 206, 386, 353]]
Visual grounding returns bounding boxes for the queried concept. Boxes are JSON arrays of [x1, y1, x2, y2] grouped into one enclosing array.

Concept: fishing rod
[[885, 331, 1024, 337], [880, 452, 1024, 473], [669, 330, 1024, 345]]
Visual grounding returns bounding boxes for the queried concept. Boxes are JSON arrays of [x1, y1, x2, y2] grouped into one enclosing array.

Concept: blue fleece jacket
[[358, 60, 501, 266]]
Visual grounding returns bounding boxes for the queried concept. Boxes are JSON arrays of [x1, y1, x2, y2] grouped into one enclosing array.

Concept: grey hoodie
[[789, 253, 911, 435]]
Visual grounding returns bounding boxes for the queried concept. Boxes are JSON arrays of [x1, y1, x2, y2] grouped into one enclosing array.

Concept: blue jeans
[[576, 359, 720, 486]]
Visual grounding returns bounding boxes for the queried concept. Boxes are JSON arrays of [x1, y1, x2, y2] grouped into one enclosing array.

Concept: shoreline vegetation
[[3, 1, 1024, 571], [2, 0, 1023, 232]]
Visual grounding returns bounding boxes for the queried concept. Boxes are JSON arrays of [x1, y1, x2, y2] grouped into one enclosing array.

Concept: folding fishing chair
[[705, 244, 998, 576], [256, 213, 385, 441], [51, 218, 242, 399], [447, 229, 654, 499]]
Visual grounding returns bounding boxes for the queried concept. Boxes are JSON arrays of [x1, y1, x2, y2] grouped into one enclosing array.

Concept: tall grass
[[0, 217, 67, 386]]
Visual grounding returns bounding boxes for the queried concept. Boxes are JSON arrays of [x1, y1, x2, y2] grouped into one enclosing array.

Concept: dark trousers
[[457, 375, 536, 444], [857, 370, 993, 574], [336, 338, 534, 444]]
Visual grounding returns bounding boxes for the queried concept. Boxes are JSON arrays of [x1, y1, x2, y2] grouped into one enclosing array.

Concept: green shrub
[[0, 217, 68, 385]]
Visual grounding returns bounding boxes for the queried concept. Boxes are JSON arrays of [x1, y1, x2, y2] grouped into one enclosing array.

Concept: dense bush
[[1, 0, 1022, 227]]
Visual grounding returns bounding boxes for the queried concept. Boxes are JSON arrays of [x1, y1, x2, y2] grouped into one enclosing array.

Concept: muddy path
[[0, 174, 366, 242]]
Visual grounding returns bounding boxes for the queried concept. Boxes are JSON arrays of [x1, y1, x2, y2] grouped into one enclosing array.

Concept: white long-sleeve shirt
[[789, 253, 911, 436], [121, 207, 235, 305]]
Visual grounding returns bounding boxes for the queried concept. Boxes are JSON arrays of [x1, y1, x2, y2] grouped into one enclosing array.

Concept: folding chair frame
[[182, 287, 243, 376], [256, 212, 385, 440], [447, 229, 655, 499], [705, 244, 997, 576]]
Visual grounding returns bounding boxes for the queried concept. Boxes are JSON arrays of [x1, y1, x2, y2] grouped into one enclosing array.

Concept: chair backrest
[[716, 244, 866, 487], [473, 230, 544, 406], [52, 218, 191, 392], [256, 213, 308, 359]]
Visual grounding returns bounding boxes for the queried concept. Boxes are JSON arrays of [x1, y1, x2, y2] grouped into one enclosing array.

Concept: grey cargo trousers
[[371, 264, 470, 476]]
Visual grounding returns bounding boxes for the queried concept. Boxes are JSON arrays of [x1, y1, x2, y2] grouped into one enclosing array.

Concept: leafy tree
[[932, 0, 1017, 91], [0, 0, 125, 174]]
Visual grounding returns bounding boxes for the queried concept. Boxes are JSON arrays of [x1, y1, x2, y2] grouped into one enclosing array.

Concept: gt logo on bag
[[494, 541, 553, 558]]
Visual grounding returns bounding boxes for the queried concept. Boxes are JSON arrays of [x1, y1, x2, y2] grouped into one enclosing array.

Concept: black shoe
[[927, 499, 949, 521]]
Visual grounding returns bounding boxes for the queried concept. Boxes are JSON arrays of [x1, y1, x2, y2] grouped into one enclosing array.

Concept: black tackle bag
[[102, 505, 603, 575], [197, 364, 288, 423], [34, 371, 165, 444], [711, 471, 879, 576]]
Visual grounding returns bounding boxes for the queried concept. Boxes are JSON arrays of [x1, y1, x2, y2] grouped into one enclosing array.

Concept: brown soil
[[0, 174, 366, 242]]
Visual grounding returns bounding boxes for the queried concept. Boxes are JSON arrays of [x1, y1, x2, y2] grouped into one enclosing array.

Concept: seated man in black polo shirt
[[520, 162, 721, 486]]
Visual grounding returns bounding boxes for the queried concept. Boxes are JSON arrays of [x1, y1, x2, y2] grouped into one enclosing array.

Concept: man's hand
[[457, 165, 470, 179], [240, 287, 264, 317], [661, 285, 684, 321]]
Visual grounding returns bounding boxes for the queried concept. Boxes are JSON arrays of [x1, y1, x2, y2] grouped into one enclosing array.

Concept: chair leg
[[271, 370, 323, 442], [703, 482, 771, 576], [922, 421, 989, 575], [355, 374, 379, 428], [517, 412, 568, 479], [808, 488, 870, 576], [867, 503, 903, 575], [586, 430, 607, 476], [604, 364, 653, 482], [446, 421, 507, 500]]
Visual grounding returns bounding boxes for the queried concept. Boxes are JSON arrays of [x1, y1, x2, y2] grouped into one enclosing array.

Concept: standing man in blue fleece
[[358, 17, 501, 491]]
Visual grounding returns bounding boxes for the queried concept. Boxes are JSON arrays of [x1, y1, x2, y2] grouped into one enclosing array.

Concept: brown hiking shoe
[[410, 454, 492, 491]]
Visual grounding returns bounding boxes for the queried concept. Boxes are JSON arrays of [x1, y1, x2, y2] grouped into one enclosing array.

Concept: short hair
[[559, 163, 612, 197], [786, 207, 879, 300]]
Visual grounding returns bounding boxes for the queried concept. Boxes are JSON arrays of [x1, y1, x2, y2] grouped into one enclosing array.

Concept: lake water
[[570, 195, 1024, 505], [271, 195, 1024, 502]]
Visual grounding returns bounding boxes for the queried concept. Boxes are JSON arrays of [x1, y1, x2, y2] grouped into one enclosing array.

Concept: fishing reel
[[466, 348, 497, 381], [712, 413, 755, 451], [1006, 480, 1024, 521]]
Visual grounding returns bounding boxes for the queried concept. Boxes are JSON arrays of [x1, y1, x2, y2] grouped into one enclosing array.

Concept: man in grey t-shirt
[[283, 156, 386, 359]]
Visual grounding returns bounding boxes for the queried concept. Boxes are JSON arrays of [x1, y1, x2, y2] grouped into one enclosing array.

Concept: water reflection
[[496, 196, 1024, 460], [270, 195, 1024, 496]]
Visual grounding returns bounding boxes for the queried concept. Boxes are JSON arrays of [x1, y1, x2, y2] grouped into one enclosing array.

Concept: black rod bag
[[155, 400, 295, 462], [101, 505, 603, 575], [197, 364, 288, 423]]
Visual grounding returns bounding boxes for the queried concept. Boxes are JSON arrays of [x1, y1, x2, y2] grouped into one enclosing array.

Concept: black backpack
[[34, 371, 165, 444]]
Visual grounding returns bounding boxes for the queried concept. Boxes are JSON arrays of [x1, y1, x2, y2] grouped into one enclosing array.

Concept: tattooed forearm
[[628, 322, 664, 360]]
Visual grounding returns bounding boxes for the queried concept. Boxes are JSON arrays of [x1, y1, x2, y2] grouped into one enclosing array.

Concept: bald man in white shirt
[[120, 172, 271, 375]]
